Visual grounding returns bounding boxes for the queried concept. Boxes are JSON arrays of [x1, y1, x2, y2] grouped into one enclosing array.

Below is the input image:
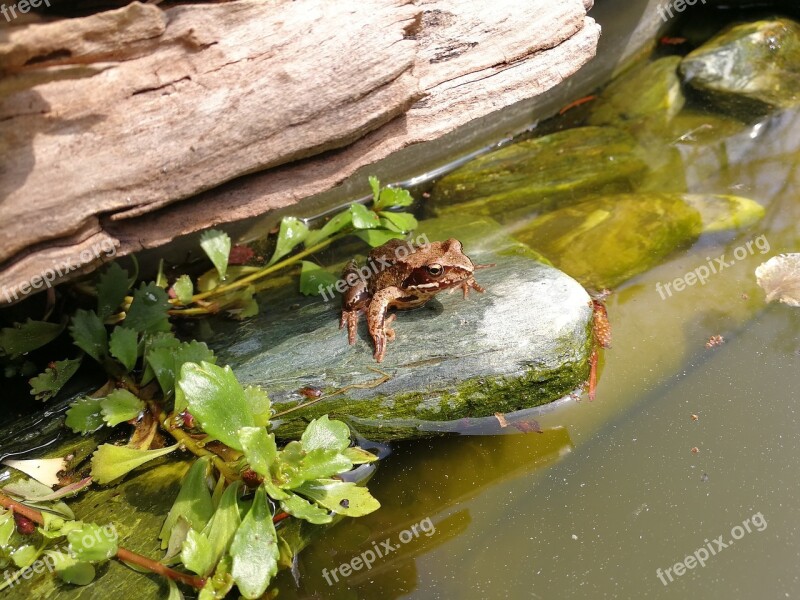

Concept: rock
[[203, 217, 593, 442], [589, 56, 685, 134], [427, 127, 648, 220], [680, 18, 800, 115], [514, 193, 763, 289]]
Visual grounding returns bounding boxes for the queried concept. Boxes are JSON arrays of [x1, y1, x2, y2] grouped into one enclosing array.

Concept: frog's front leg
[[340, 260, 371, 345], [366, 286, 405, 362]]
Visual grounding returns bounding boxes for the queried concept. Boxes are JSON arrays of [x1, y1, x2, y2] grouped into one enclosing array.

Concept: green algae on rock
[[428, 127, 648, 220], [680, 18, 800, 115], [204, 217, 593, 441], [514, 193, 763, 290], [589, 56, 685, 134]]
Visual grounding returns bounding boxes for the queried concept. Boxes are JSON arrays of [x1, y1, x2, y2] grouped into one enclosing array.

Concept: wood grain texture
[[0, 0, 600, 304]]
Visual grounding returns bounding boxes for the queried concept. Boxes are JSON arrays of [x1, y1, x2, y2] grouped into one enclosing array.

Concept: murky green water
[[271, 10, 800, 600]]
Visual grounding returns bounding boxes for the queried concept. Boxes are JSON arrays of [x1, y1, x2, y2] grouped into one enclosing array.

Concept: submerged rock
[[514, 193, 763, 289], [589, 56, 685, 133], [680, 18, 800, 115], [204, 217, 592, 441], [428, 127, 648, 220]]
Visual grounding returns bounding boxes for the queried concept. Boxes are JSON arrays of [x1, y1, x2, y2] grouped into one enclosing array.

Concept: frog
[[340, 237, 486, 362]]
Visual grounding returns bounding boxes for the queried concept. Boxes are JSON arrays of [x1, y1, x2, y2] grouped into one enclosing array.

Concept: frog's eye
[[426, 264, 444, 278]]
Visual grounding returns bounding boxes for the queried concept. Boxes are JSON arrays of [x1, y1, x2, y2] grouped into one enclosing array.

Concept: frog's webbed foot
[[373, 315, 397, 363], [340, 310, 361, 345], [459, 278, 486, 298]]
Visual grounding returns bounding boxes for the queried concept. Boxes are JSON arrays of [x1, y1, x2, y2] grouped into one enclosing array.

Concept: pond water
[[269, 7, 800, 599]]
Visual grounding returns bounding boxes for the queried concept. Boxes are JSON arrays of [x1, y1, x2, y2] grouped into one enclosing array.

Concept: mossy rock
[[680, 18, 800, 116], [203, 217, 593, 441], [514, 193, 763, 289], [427, 127, 648, 221], [589, 56, 685, 134]]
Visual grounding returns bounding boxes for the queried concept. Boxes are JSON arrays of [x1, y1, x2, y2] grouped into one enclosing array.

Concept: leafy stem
[[181, 233, 345, 306], [155, 407, 240, 483]]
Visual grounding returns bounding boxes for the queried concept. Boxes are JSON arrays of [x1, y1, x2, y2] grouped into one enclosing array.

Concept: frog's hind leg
[[367, 286, 404, 363]]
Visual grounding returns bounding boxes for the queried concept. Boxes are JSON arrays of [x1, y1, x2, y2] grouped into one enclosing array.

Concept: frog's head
[[401, 238, 477, 294]]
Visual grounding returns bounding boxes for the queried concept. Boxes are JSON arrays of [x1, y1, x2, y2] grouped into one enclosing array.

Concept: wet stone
[[203, 217, 593, 442]]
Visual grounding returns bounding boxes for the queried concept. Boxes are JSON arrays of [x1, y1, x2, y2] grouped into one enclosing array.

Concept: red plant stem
[[273, 511, 290, 524], [0, 493, 43, 524], [0, 492, 206, 590], [588, 349, 598, 401], [116, 548, 205, 589]]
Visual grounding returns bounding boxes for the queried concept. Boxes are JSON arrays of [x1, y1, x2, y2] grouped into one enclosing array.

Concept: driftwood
[[0, 0, 600, 304]]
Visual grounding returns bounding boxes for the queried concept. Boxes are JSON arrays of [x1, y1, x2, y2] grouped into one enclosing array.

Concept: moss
[[680, 18, 800, 116], [428, 127, 648, 220], [271, 325, 592, 443]]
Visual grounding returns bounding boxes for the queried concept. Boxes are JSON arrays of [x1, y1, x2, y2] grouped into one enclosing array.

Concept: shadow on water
[[274, 429, 573, 599]]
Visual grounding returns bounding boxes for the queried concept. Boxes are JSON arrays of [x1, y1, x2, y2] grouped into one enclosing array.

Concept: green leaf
[[298, 261, 340, 296], [349, 203, 380, 229], [203, 481, 242, 566], [149, 340, 216, 401], [125, 283, 171, 334], [199, 555, 235, 600], [196, 266, 259, 294], [238, 427, 277, 478], [70, 310, 107, 363], [11, 544, 38, 568], [378, 211, 418, 232], [296, 449, 353, 481], [46, 551, 96, 586], [280, 492, 332, 525], [267, 217, 309, 267], [100, 389, 144, 427], [179, 362, 255, 451], [244, 386, 271, 428], [304, 210, 353, 248], [141, 332, 180, 386], [91, 443, 179, 485], [159, 458, 214, 548], [173, 275, 194, 304], [65, 397, 105, 434], [343, 446, 379, 464], [261, 477, 290, 501], [271, 441, 307, 489], [230, 486, 279, 599], [167, 579, 185, 600], [0, 511, 14, 546], [300, 415, 351, 453], [109, 327, 138, 371], [163, 515, 192, 563], [200, 230, 231, 280], [182, 529, 214, 576], [368, 175, 381, 203], [295, 479, 380, 517], [97, 264, 129, 318], [67, 523, 118, 562], [0, 319, 65, 359], [374, 185, 414, 210], [29, 357, 81, 401], [354, 229, 405, 247]]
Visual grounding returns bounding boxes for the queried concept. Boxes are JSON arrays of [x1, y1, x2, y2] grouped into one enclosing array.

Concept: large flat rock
[[202, 217, 593, 441]]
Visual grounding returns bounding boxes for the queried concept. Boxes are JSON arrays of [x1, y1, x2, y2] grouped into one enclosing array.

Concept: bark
[[0, 0, 600, 304]]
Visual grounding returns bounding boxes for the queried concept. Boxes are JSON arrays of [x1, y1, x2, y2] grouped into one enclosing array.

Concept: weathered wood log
[[0, 0, 600, 304]]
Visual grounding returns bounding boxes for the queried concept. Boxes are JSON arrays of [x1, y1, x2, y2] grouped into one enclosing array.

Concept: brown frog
[[340, 238, 486, 362]]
